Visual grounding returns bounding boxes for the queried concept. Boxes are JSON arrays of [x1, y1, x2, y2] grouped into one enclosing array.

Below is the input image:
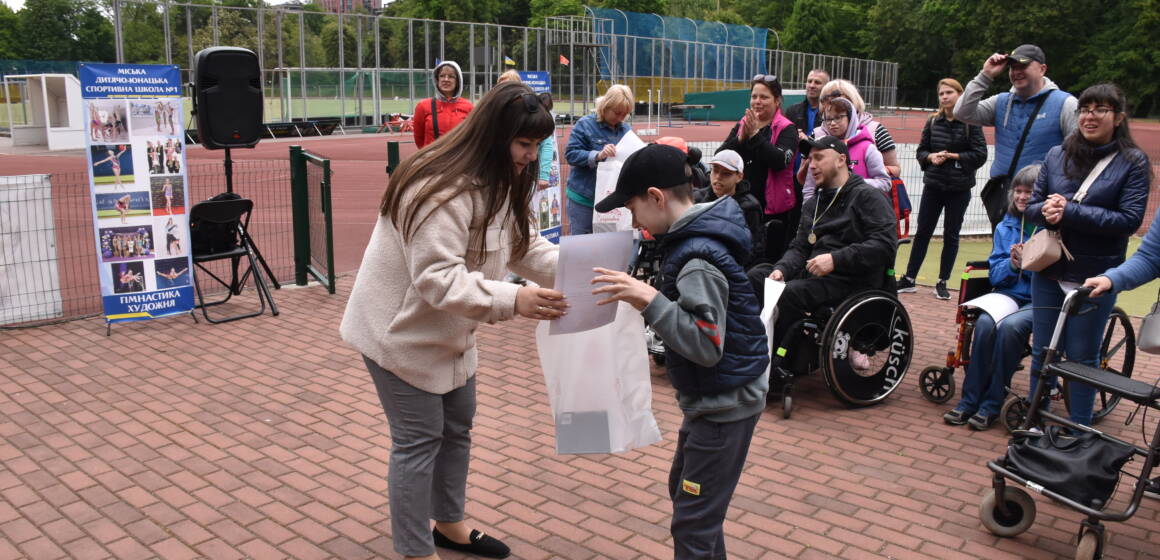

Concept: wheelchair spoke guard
[[819, 290, 912, 407]]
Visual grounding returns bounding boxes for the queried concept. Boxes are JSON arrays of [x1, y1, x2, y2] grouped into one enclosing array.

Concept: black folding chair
[[188, 196, 279, 324]]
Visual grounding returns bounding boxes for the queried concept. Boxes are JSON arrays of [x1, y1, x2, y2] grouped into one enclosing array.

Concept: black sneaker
[[934, 280, 951, 300], [897, 276, 916, 293], [1145, 477, 1160, 500], [943, 409, 972, 425], [967, 413, 998, 431]]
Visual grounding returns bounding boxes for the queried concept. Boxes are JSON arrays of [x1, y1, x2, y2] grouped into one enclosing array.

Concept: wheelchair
[[628, 234, 667, 366], [917, 260, 1136, 431], [772, 277, 913, 419]]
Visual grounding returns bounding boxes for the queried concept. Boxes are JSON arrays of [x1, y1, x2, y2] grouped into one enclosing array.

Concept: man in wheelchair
[[768, 136, 898, 375]]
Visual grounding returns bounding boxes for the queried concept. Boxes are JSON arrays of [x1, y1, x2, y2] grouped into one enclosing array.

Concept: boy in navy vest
[[590, 143, 769, 560]]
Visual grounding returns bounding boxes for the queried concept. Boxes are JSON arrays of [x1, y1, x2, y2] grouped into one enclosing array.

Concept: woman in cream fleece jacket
[[341, 82, 567, 560]]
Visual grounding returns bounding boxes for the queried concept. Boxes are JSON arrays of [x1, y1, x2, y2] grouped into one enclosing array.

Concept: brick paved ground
[[1, 277, 1159, 560]]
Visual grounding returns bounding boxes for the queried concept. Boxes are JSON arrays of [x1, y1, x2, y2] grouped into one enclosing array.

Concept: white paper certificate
[[549, 230, 635, 335]]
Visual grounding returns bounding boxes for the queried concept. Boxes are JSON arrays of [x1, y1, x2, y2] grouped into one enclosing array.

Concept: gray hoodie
[[432, 60, 465, 101]]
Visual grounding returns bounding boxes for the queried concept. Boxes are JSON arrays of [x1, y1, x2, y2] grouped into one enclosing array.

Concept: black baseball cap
[[803, 135, 849, 159], [1007, 44, 1045, 65], [594, 144, 691, 212]]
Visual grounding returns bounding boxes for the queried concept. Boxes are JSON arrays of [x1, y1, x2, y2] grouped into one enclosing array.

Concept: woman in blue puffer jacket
[[1024, 83, 1152, 427]]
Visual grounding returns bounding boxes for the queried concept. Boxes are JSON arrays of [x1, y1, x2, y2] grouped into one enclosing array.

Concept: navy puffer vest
[[657, 198, 768, 396]]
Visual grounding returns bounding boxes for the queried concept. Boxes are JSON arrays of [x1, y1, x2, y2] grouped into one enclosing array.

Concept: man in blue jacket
[[955, 44, 1077, 224]]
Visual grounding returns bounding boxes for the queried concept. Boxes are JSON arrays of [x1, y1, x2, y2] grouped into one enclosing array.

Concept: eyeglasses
[[820, 114, 849, 125], [751, 74, 779, 85], [1077, 106, 1116, 118]]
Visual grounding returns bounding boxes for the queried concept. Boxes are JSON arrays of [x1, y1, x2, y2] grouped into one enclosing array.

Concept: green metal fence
[[289, 145, 335, 294]]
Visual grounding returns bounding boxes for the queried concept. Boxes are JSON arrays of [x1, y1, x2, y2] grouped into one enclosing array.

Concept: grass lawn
[[896, 236, 1158, 317]]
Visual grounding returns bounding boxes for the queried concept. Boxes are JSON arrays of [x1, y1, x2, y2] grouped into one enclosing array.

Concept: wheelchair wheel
[[919, 366, 955, 404], [819, 290, 912, 407], [1000, 395, 1030, 433], [979, 486, 1036, 537], [1062, 306, 1135, 423]]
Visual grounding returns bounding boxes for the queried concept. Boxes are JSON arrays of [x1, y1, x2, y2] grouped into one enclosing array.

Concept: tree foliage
[[0, 0, 1157, 115]]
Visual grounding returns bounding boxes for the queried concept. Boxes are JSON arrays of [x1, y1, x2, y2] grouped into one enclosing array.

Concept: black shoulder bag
[[430, 98, 440, 141], [980, 93, 1049, 231]]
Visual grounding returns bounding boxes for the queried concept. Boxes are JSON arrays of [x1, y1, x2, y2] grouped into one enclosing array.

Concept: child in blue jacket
[[943, 164, 1041, 430], [589, 144, 768, 559]]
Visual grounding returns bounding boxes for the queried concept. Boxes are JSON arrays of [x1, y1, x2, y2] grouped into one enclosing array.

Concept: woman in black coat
[[898, 78, 987, 299]]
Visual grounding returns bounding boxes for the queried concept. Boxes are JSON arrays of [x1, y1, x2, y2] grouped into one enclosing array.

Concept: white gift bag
[[535, 302, 662, 454], [592, 160, 634, 232]]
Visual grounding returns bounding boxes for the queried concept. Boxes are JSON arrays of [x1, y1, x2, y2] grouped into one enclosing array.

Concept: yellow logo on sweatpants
[[681, 479, 701, 496]]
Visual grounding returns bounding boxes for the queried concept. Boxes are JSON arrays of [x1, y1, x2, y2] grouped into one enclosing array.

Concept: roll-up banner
[[79, 63, 195, 325]]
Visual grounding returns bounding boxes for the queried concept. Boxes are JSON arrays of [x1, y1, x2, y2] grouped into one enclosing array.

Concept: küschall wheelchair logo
[[831, 310, 910, 395]]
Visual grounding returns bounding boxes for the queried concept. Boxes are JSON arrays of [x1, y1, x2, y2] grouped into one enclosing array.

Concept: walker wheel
[[1075, 528, 1103, 560], [1000, 395, 1030, 434], [782, 392, 793, 419], [979, 487, 1036, 537], [919, 366, 955, 404]]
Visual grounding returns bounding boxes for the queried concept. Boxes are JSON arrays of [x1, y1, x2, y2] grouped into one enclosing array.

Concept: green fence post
[[289, 145, 310, 287], [321, 158, 336, 294], [386, 141, 400, 175]]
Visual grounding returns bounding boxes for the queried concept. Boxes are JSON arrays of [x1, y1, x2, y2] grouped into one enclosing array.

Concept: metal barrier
[[289, 145, 336, 294], [1, 160, 295, 328]]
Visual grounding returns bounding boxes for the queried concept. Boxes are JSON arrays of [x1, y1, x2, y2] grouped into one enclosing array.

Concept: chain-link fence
[[92, 0, 897, 128]]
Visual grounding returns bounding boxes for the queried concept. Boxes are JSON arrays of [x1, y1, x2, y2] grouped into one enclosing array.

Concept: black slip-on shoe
[[433, 528, 512, 559]]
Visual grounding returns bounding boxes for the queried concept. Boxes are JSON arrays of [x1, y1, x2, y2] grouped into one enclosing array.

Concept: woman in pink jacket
[[342, 82, 565, 560]]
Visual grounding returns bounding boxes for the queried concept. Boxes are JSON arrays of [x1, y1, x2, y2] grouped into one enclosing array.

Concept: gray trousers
[[668, 413, 759, 560], [364, 356, 476, 557]]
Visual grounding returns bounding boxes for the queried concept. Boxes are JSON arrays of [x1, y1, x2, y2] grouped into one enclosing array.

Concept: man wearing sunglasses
[[954, 44, 1077, 228]]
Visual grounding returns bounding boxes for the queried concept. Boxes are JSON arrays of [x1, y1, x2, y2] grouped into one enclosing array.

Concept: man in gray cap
[[954, 44, 1077, 228]]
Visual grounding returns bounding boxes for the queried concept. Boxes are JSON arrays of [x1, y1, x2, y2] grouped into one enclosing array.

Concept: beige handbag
[[1020, 229, 1071, 272], [1020, 152, 1117, 272]]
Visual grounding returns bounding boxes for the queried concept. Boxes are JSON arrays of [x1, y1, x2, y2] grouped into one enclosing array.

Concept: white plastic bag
[[535, 302, 662, 454]]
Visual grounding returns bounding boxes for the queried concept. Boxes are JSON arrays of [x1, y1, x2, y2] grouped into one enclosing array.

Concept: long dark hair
[[380, 81, 554, 262], [1062, 83, 1150, 182]]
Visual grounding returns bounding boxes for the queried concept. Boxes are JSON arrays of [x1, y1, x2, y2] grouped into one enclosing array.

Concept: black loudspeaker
[[192, 47, 263, 149]]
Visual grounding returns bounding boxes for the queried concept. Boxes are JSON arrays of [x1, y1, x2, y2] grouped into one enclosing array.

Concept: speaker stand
[[220, 147, 280, 290], [224, 146, 234, 194]]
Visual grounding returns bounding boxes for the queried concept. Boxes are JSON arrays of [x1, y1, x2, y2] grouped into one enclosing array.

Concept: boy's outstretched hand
[[591, 267, 658, 311]]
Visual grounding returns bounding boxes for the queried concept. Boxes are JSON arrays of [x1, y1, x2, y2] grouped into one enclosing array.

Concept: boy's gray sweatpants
[[364, 356, 475, 557], [669, 413, 759, 560]]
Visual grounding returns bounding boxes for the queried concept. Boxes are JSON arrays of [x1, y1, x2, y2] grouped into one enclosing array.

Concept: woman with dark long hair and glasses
[[1023, 82, 1152, 427], [341, 81, 568, 560], [718, 74, 799, 266]]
